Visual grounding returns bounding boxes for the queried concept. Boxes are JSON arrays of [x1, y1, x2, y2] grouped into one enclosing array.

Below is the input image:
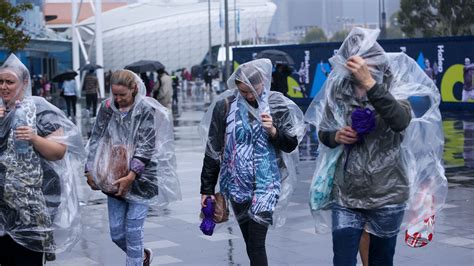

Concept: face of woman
[[0, 72, 23, 104], [237, 82, 263, 103], [111, 84, 135, 108]]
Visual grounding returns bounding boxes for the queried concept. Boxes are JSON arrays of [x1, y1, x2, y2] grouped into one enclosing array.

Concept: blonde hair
[[110, 70, 138, 93]]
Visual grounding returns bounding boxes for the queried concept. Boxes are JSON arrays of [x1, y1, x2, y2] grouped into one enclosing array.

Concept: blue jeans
[[331, 204, 405, 266], [107, 196, 149, 266]]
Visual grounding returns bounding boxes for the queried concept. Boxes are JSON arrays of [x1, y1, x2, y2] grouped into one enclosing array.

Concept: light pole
[[379, 0, 387, 39], [224, 0, 230, 86], [208, 0, 212, 64]]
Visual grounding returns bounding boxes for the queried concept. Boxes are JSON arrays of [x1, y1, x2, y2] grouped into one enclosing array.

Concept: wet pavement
[[48, 90, 474, 265]]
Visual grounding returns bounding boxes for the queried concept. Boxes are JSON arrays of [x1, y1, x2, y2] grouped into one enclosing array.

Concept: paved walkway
[[49, 93, 474, 265]]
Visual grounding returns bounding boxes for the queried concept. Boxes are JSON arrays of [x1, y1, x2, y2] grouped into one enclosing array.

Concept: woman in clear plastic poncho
[[305, 28, 446, 265], [199, 58, 305, 265], [85, 69, 180, 265], [0, 54, 85, 265]]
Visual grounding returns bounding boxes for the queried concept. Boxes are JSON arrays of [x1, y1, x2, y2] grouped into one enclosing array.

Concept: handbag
[[213, 192, 229, 223], [200, 192, 229, 223], [96, 142, 129, 194]]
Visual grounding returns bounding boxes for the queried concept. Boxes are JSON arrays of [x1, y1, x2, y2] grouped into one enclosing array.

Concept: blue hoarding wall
[[232, 36, 474, 111]]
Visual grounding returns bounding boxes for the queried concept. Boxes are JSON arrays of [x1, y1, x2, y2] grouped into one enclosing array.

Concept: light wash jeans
[[107, 196, 149, 266]]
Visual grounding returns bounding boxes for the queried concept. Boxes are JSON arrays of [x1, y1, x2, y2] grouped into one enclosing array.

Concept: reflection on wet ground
[[442, 111, 474, 186]]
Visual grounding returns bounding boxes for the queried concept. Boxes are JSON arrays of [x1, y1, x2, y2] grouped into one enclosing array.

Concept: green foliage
[[300, 27, 327, 44], [397, 0, 474, 37], [0, 1, 33, 53], [329, 30, 350, 42]]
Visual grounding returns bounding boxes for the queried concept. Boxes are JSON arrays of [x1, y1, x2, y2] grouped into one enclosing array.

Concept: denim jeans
[[231, 200, 270, 266], [107, 196, 149, 266], [331, 204, 405, 266]]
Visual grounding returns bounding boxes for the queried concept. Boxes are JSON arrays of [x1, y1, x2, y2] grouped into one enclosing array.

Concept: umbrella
[[255, 49, 295, 65], [124, 60, 165, 73], [79, 63, 103, 71], [52, 70, 78, 82]]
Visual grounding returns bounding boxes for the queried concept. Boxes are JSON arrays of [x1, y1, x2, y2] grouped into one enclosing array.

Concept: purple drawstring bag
[[344, 107, 376, 170], [351, 107, 376, 139], [200, 197, 216, 236]]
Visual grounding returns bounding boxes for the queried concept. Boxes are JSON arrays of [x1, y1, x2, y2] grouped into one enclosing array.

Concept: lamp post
[[224, 0, 230, 85], [208, 0, 212, 64], [379, 0, 387, 39]]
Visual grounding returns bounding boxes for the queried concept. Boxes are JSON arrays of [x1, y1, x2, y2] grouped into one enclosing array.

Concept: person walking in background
[[140, 73, 152, 97], [61, 76, 77, 118], [0, 54, 85, 265], [199, 59, 305, 266], [85, 70, 180, 266], [171, 71, 179, 106], [83, 69, 99, 117], [43, 76, 52, 101], [271, 64, 291, 97], [181, 68, 192, 96], [153, 69, 173, 109]]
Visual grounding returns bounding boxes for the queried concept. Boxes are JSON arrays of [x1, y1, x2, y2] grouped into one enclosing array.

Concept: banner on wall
[[232, 35, 474, 111]]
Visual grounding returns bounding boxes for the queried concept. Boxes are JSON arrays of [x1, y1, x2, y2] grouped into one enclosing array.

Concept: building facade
[[78, 0, 276, 71]]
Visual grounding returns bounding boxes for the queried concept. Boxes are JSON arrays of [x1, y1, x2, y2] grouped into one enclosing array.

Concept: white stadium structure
[[78, 0, 277, 71]]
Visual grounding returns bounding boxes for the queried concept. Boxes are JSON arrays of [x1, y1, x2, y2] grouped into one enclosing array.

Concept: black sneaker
[[143, 248, 153, 266], [45, 252, 56, 261]]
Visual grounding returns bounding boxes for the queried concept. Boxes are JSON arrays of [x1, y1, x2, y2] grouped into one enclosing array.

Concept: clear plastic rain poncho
[[199, 59, 305, 226], [0, 54, 86, 253], [86, 70, 180, 205], [305, 28, 447, 242]]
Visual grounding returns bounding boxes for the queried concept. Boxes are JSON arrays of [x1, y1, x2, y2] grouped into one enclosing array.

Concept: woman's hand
[[261, 113, 277, 138], [0, 106, 5, 118], [335, 126, 358, 145], [112, 171, 137, 197], [201, 194, 215, 208], [345, 56, 376, 91], [15, 126, 37, 142], [85, 172, 100, 190]]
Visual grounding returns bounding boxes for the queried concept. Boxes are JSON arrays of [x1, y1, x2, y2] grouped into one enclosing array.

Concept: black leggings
[[231, 201, 270, 266], [64, 95, 77, 117], [0, 235, 44, 266], [85, 93, 98, 117]]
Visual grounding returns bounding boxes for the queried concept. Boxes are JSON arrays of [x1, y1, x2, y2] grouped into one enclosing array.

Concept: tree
[[329, 30, 350, 42], [0, 1, 33, 53], [386, 12, 405, 39], [300, 27, 327, 44], [397, 0, 474, 37]]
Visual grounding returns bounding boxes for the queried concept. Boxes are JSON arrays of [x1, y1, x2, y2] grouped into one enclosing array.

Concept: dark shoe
[[143, 248, 153, 266], [45, 252, 56, 261]]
